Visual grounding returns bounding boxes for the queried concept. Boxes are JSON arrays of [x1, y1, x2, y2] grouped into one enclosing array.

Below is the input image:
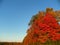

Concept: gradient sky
[[0, 0, 60, 42]]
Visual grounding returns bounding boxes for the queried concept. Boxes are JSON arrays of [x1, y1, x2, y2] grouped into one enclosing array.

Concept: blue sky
[[0, 0, 60, 42]]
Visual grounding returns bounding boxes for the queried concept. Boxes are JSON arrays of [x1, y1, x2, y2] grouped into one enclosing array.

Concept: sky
[[0, 0, 60, 42]]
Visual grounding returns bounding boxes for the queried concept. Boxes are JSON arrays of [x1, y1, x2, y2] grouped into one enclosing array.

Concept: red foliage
[[30, 13, 60, 43], [24, 13, 60, 44]]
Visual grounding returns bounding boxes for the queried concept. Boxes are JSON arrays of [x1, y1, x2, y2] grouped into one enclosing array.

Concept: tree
[[23, 8, 60, 45]]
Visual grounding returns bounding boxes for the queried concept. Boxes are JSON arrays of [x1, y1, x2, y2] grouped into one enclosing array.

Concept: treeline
[[0, 42, 22, 45]]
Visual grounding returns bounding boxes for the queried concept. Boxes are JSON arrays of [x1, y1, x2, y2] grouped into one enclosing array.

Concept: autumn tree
[[23, 8, 60, 45]]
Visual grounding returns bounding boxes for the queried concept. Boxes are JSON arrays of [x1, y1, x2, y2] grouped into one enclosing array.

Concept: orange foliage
[[23, 8, 60, 45]]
